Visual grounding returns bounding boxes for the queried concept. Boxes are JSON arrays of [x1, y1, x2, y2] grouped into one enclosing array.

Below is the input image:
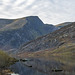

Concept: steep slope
[[19, 22, 75, 53], [0, 16, 58, 51]]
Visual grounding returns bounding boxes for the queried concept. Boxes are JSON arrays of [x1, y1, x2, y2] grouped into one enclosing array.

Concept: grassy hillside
[[0, 50, 17, 68], [24, 43, 75, 71], [0, 18, 27, 31], [30, 43, 75, 58]]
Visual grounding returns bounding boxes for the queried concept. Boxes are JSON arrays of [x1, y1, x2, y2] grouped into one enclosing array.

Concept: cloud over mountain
[[0, 0, 75, 24]]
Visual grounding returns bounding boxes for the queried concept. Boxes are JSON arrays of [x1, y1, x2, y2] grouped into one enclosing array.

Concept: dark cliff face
[[19, 22, 75, 53], [0, 16, 58, 51]]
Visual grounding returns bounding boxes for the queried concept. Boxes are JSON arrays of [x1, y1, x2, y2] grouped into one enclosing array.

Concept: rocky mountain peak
[[25, 16, 44, 25]]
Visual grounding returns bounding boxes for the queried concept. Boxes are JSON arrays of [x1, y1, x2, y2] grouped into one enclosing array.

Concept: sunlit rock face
[[0, 16, 58, 51]]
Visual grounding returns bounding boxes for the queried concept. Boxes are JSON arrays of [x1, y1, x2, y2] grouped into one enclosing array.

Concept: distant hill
[[56, 22, 73, 28], [0, 16, 58, 51]]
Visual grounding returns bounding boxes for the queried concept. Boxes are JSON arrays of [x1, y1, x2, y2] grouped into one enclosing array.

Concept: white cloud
[[0, 0, 75, 25]]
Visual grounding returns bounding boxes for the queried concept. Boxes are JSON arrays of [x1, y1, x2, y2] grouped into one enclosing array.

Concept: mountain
[[18, 22, 75, 73], [19, 22, 75, 53], [56, 22, 73, 28], [0, 16, 58, 51]]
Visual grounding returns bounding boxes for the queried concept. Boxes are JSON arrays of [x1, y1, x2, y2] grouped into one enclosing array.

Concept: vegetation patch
[[0, 50, 17, 69]]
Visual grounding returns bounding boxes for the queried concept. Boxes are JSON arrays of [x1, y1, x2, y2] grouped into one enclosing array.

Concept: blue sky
[[0, 0, 75, 25]]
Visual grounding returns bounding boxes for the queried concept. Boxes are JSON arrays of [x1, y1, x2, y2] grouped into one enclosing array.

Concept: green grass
[[0, 50, 17, 68], [0, 18, 27, 32]]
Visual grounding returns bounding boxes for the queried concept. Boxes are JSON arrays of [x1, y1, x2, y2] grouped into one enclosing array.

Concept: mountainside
[[19, 22, 75, 53], [56, 22, 73, 28], [0, 16, 58, 51]]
